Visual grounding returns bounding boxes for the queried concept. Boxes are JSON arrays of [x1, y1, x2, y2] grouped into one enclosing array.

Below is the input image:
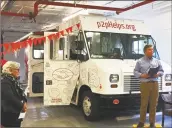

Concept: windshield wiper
[[110, 56, 124, 60], [119, 57, 124, 60]]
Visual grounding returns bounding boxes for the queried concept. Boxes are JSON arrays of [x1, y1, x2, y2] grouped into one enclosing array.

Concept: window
[[69, 35, 78, 60], [69, 32, 88, 60], [32, 72, 44, 93], [59, 38, 65, 60], [59, 38, 65, 50], [148, 36, 159, 59], [132, 36, 147, 54], [33, 41, 44, 59], [85, 31, 160, 60], [49, 31, 88, 61], [49, 37, 65, 60], [85, 31, 124, 59], [50, 40, 53, 59], [129, 35, 159, 59]]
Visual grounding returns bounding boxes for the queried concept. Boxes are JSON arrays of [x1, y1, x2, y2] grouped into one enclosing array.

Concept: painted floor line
[[116, 112, 162, 121]]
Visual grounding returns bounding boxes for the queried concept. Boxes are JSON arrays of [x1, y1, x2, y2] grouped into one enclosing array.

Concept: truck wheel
[[81, 91, 100, 121]]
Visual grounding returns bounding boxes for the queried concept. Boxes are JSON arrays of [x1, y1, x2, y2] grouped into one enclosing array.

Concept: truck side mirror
[[75, 41, 84, 50]]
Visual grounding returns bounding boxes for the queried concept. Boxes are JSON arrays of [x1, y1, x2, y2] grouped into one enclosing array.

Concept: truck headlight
[[109, 74, 119, 83], [165, 74, 172, 81]]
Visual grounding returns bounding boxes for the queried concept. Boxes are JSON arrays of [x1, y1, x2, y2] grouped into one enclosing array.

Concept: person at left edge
[[1, 61, 27, 127]]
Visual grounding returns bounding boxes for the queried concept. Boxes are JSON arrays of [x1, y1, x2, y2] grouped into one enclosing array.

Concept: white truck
[[25, 14, 172, 121]]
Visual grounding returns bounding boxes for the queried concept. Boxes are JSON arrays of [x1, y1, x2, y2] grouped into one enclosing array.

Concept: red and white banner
[[0, 23, 81, 55]]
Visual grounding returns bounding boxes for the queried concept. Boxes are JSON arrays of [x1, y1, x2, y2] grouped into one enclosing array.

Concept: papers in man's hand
[[18, 112, 26, 119], [148, 66, 160, 77]]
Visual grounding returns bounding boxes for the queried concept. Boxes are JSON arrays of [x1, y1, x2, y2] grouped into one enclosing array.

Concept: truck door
[[27, 35, 44, 97], [44, 32, 80, 105]]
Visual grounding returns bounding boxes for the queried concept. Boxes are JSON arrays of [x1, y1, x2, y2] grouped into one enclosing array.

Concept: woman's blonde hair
[[2, 61, 20, 74]]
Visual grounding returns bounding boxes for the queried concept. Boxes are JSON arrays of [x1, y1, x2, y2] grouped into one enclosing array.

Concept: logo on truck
[[52, 68, 74, 81], [97, 21, 136, 31]]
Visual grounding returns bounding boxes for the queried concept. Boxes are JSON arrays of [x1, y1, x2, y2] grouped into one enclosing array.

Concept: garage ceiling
[[1, 1, 171, 42]]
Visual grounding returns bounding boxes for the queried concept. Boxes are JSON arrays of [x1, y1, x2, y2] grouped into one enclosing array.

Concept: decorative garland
[[0, 23, 81, 55]]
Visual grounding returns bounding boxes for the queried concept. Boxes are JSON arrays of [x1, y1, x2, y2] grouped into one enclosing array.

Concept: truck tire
[[81, 91, 100, 121]]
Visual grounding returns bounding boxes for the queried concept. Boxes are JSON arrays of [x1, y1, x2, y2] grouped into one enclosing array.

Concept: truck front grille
[[124, 75, 162, 92]]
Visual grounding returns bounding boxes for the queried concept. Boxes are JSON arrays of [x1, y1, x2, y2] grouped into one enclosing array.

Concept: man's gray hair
[[2, 61, 20, 74]]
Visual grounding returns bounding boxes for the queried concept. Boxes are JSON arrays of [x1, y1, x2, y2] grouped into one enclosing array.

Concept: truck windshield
[[85, 31, 160, 60]]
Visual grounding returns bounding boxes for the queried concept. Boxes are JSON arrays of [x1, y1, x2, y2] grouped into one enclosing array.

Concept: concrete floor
[[22, 97, 172, 127]]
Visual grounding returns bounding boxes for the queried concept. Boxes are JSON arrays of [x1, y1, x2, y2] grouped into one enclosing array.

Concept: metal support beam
[[1, 33, 4, 73], [1, 0, 156, 18], [2, 30, 29, 33], [1, 11, 29, 17]]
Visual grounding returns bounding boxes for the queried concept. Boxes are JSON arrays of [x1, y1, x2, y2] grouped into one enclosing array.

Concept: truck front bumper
[[95, 92, 169, 110], [98, 93, 140, 109]]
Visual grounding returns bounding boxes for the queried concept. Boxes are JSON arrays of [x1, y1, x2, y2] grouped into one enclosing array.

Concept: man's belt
[[146, 81, 158, 83]]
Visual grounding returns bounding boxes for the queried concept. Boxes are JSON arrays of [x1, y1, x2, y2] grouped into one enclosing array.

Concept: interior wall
[[114, 4, 171, 65], [4, 48, 26, 83], [144, 12, 171, 65], [2, 31, 28, 82]]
